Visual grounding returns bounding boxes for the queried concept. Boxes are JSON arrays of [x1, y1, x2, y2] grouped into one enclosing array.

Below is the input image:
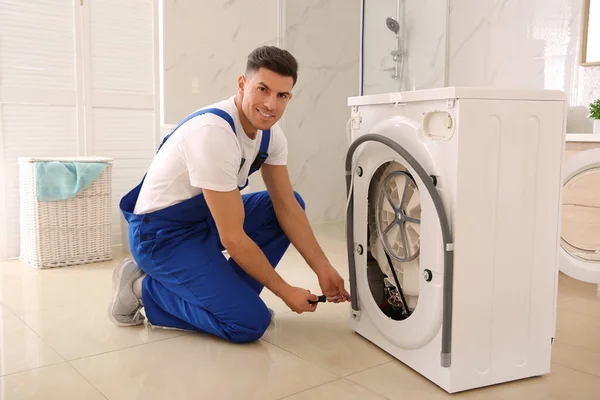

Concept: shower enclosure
[[359, 0, 450, 96]]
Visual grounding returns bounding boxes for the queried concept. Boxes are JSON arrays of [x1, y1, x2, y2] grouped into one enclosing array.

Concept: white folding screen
[[0, 0, 159, 259], [82, 0, 159, 247], [0, 0, 80, 260]]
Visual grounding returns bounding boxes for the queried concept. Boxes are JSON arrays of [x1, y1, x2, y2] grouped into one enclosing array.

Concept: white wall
[[447, 0, 600, 133], [163, 0, 278, 124], [163, 0, 600, 222], [361, 0, 600, 132], [163, 0, 360, 224], [281, 0, 361, 223], [404, 0, 448, 90]]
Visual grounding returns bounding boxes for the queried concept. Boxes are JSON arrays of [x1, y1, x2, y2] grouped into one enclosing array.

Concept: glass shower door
[[360, 0, 449, 95]]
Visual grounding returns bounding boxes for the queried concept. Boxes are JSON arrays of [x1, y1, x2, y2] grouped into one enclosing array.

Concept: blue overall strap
[[157, 108, 237, 152], [248, 129, 271, 174], [238, 129, 270, 191]]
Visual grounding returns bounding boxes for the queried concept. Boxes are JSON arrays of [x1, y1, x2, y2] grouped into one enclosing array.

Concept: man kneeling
[[108, 45, 349, 343]]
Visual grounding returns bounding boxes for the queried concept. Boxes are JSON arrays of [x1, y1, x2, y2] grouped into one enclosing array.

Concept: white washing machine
[[344, 87, 567, 393]]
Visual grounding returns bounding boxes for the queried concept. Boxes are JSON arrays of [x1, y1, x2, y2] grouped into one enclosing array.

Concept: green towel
[[35, 161, 108, 201]]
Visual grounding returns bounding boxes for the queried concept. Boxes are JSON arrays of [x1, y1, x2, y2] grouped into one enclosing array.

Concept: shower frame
[[358, 0, 452, 96], [358, 0, 404, 96]]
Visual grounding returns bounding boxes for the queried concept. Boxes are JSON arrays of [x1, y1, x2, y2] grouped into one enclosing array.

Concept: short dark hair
[[246, 46, 299, 86]]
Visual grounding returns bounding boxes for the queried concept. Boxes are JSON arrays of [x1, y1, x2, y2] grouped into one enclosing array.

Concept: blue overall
[[119, 108, 305, 343]]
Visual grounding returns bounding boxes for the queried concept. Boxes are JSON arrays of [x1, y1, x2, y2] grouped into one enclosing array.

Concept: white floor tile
[[283, 378, 387, 399], [262, 302, 392, 376], [70, 334, 337, 400], [0, 222, 599, 399], [0, 363, 105, 400], [21, 302, 187, 360], [0, 260, 116, 317], [0, 308, 64, 376]]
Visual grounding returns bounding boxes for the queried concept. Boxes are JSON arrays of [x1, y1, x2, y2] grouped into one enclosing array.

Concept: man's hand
[[203, 187, 319, 312], [317, 265, 350, 303], [261, 164, 351, 305], [281, 286, 319, 313]]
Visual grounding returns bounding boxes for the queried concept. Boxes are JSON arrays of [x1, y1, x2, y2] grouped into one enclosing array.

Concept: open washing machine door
[[559, 148, 600, 285], [345, 113, 454, 363]]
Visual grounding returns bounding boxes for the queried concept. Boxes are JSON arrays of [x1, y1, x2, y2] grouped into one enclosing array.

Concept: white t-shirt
[[133, 96, 288, 214]]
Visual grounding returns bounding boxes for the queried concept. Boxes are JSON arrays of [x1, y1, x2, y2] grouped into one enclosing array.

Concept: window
[[581, 0, 600, 65]]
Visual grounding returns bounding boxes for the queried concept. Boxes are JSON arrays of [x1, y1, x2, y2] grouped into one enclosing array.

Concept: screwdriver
[[308, 295, 351, 304]]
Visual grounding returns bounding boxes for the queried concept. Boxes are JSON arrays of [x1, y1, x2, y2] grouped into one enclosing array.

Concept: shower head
[[386, 17, 400, 35]]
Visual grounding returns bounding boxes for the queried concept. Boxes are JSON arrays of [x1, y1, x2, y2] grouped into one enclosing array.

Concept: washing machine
[[344, 87, 567, 393], [560, 147, 600, 293]]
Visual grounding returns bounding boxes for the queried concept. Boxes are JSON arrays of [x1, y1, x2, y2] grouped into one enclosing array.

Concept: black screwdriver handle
[[308, 295, 326, 305]]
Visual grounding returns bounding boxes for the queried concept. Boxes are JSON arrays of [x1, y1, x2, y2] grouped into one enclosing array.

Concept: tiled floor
[[1, 222, 599, 399]]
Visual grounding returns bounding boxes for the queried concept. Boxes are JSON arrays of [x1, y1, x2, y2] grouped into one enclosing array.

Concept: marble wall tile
[[253, 0, 361, 223], [447, 0, 600, 132], [163, 0, 361, 223], [404, 0, 448, 89], [163, 0, 278, 124]]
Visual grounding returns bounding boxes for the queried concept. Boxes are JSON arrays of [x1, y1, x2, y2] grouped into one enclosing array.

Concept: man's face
[[238, 67, 294, 132]]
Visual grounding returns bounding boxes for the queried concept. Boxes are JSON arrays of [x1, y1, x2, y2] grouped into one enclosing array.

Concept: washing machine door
[[559, 148, 600, 283], [348, 115, 453, 355]]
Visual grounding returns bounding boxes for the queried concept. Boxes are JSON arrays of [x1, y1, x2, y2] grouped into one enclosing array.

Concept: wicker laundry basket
[[18, 156, 114, 268]]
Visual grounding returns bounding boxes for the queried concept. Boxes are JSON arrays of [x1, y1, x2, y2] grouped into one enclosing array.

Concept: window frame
[[581, 0, 600, 66]]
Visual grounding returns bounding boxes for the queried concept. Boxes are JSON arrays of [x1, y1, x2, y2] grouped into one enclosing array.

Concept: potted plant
[[590, 98, 600, 134]]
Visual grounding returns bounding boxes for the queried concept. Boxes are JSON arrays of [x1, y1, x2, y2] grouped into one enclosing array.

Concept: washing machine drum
[[368, 162, 422, 318], [559, 148, 600, 284]]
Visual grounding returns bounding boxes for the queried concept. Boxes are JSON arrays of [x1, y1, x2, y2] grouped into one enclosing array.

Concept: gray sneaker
[[268, 307, 275, 325], [108, 258, 145, 327]]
